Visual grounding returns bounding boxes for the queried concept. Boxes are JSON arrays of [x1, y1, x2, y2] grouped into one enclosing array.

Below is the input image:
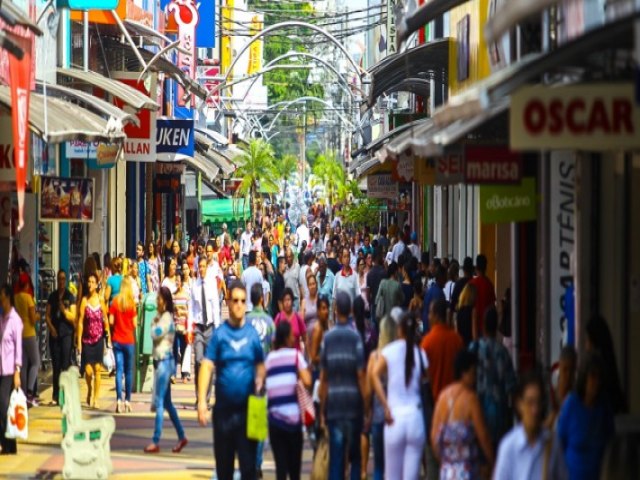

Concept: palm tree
[[311, 151, 346, 219], [233, 139, 278, 221], [274, 154, 298, 205]]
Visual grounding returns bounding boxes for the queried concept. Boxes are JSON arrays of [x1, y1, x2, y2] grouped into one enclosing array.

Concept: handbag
[[295, 352, 315, 427], [418, 347, 434, 437], [103, 342, 115, 371], [5, 388, 28, 440], [311, 428, 329, 480], [246, 394, 268, 441]]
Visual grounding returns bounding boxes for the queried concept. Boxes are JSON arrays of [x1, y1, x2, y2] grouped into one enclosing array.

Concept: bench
[[59, 366, 115, 479]]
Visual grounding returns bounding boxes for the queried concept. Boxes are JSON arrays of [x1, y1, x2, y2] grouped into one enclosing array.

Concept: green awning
[[202, 198, 251, 224]]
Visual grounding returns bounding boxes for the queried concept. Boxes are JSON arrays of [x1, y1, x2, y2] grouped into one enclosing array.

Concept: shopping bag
[[5, 388, 28, 440], [246, 395, 268, 441], [103, 344, 115, 371], [311, 428, 329, 480]]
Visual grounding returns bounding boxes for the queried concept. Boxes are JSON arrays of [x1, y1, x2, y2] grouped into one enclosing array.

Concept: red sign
[[200, 65, 220, 107], [168, 0, 199, 108], [113, 75, 156, 162], [465, 146, 522, 184]]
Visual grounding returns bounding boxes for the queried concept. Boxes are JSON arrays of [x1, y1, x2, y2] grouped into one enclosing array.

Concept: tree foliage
[[233, 139, 279, 216]]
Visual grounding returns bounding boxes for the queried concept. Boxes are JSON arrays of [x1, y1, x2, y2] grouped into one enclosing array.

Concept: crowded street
[[1, 0, 640, 479]]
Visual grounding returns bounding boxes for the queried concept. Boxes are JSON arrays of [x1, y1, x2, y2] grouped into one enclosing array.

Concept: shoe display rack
[[37, 221, 54, 371]]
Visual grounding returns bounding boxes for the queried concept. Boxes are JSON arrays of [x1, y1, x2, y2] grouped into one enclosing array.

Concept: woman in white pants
[[372, 311, 428, 480]]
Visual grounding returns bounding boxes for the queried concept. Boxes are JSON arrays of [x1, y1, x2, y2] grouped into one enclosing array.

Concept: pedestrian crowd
[[0, 206, 627, 480]]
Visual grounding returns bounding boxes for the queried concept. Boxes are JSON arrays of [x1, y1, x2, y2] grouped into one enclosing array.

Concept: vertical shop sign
[[9, 33, 33, 232], [386, 0, 397, 55], [549, 151, 576, 362], [247, 14, 263, 75], [168, 0, 199, 108]]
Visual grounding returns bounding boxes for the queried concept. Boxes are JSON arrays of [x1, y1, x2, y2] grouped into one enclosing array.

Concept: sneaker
[[27, 395, 39, 408]]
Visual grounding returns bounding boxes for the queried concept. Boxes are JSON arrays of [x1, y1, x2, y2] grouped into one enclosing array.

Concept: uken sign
[[156, 118, 194, 162]]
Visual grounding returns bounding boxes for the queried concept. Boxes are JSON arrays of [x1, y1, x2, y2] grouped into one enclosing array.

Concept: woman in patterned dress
[[147, 240, 163, 293]]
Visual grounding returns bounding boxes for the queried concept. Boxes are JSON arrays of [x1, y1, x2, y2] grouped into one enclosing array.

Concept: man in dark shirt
[[326, 245, 342, 275], [271, 256, 286, 317], [448, 256, 474, 325], [45, 269, 76, 404], [422, 265, 446, 333], [320, 292, 367, 480], [366, 248, 386, 325]]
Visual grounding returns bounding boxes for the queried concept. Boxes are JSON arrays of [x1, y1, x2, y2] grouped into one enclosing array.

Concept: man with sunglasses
[[198, 280, 266, 480]]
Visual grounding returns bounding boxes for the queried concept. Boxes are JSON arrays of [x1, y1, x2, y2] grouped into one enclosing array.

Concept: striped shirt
[[265, 348, 307, 431]]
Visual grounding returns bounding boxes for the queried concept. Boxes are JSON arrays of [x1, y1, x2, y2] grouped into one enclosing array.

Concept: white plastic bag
[[103, 345, 115, 371], [5, 388, 28, 440]]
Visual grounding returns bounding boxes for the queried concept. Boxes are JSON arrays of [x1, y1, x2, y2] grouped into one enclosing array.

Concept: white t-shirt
[[297, 224, 310, 247], [242, 265, 264, 311], [444, 280, 456, 302], [240, 231, 253, 256], [382, 339, 428, 412], [408, 243, 421, 261], [391, 240, 406, 263]]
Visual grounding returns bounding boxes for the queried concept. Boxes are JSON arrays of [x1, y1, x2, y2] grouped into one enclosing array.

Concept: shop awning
[[0, 86, 126, 144], [0, 0, 42, 35], [36, 82, 140, 127], [367, 39, 449, 108], [195, 127, 229, 146], [101, 37, 208, 101], [202, 198, 251, 224], [57, 68, 160, 111], [184, 152, 221, 184], [207, 148, 236, 176], [382, 118, 438, 159], [396, 0, 464, 47], [485, 0, 558, 44]]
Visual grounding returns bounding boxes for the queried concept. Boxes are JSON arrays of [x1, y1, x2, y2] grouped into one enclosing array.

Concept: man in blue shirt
[[422, 264, 446, 333], [316, 255, 335, 301], [197, 280, 266, 480]]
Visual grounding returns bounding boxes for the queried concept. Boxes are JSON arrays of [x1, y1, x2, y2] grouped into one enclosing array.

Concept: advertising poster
[[40, 176, 94, 222]]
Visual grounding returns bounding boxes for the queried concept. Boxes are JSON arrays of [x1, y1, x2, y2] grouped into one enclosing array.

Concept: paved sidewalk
[[2, 369, 317, 479]]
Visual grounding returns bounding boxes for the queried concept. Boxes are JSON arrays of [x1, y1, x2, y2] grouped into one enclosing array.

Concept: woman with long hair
[[161, 257, 179, 295], [264, 321, 312, 480], [364, 314, 398, 480], [307, 295, 330, 381], [128, 260, 142, 306], [456, 283, 477, 346], [408, 278, 423, 315], [77, 273, 110, 408], [372, 312, 428, 479], [300, 273, 319, 332], [356, 257, 370, 313], [109, 277, 137, 413], [173, 274, 191, 383], [136, 242, 151, 296], [147, 240, 163, 293], [145, 286, 187, 454], [15, 273, 40, 407], [431, 350, 494, 479], [274, 288, 306, 352], [186, 241, 197, 275]]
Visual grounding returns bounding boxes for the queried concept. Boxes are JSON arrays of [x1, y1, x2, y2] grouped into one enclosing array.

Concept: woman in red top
[[109, 278, 138, 413], [274, 288, 307, 352]]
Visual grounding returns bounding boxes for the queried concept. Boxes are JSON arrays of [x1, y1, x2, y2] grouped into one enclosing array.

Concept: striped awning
[[0, 86, 126, 144], [184, 152, 221, 184]]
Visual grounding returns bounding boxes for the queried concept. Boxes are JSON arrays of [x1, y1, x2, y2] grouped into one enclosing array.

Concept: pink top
[[274, 312, 307, 351], [0, 307, 23, 375], [82, 302, 104, 345]]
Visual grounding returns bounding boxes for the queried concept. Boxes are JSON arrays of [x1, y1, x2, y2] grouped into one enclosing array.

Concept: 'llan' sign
[[156, 118, 195, 161]]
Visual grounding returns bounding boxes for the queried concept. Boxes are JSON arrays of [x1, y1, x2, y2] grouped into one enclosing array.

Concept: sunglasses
[[231, 298, 246, 304]]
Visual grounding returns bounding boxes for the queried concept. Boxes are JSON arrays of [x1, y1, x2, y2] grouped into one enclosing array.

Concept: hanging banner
[[156, 118, 194, 161], [168, 0, 199, 108], [247, 14, 263, 75], [480, 177, 536, 224], [113, 73, 157, 161], [9, 33, 33, 232], [40, 176, 94, 223], [367, 173, 398, 199], [511, 83, 640, 151]]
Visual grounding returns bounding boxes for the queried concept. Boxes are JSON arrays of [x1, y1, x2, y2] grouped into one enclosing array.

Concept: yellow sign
[[247, 15, 263, 75], [510, 83, 640, 151]]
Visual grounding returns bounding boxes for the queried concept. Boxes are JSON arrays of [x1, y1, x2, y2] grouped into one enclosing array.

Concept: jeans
[[152, 356, 185, 445], [173, 333, 188, 378], [256, 440, 264, 470], [194, 324, 214, 401], [50, 334, 73, 402], [269, 423, 303, 480], [328, 418, 362, 480], [113, 342, 134, 402], [213, 404, 257, 480], [21, 336, 40, 396], [371, 422, 385, 480]]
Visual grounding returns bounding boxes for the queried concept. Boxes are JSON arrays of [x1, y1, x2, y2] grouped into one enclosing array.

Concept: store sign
[[57, 0, 118, 9], [154, 174, 181, 193], [66, 140, 120, 167], [415, 156, 464, 185], [511, 83, 640, 150], [168, 0, 199, 108], [367, 173, 398, 199], [156, 118, 194, 161], [393, 152, 414, 182], [465, 146, 522, 184], [156, 162, 185, 175], [199, 65, 220, 106], [40, 176, 94, 223], [113, 74, 157, 162], [386, 0, 397, 54], [480, 177, 536, 224], [549, 151, 576, 361]]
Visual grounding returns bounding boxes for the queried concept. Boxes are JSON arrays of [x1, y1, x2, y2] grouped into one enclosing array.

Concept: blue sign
[[156, 118, 194, 161], [160, 0, 215, 48], [57, 0, 119, 9]]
